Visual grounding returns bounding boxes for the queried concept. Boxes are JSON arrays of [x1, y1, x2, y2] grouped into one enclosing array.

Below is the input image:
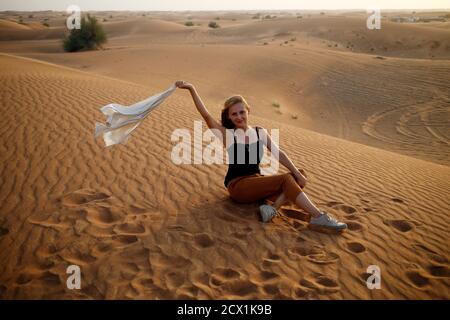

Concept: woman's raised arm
[[175, 81, 224, 134]]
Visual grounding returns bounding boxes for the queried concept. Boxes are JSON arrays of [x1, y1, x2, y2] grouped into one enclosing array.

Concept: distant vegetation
[[42, 22, 49, 27], [208, 21, 220, 28], [63, 14, 107, 52], [184, 21, 194, 26]]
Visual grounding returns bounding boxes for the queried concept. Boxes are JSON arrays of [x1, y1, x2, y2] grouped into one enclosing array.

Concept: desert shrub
[[63, 14, 107, 52], [42, 22, 49, 27], [208, 21, 220, 28], [185, 21, 194, 26]]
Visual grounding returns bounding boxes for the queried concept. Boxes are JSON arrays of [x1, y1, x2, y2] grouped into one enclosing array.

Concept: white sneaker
[[259, 205, 278, 223], [309, 212, 347, 230]]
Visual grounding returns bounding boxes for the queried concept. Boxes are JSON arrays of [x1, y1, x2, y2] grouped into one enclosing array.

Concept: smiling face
[[228, 102, 249, 130]]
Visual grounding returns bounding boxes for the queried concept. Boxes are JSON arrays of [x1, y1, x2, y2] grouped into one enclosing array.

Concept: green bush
[[184, 21, 194, 26], [208, 21, 220, 28], [63, 14, 107, 52]]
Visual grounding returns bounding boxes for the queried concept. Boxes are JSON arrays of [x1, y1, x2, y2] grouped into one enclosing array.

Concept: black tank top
[[224, 127, 263, 187]]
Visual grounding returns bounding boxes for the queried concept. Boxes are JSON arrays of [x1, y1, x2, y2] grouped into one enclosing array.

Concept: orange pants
[[227, 173, 303, 204]]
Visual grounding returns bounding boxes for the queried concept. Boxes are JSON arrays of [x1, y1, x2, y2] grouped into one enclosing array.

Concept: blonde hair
[[221, 95, 251, 129]]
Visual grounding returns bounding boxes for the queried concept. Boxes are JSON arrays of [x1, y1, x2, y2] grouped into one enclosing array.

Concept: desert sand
[[0, 10, 449, 299]]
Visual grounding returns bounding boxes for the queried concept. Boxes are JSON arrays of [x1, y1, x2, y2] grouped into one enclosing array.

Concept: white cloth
[[95, 83, 177, 147]]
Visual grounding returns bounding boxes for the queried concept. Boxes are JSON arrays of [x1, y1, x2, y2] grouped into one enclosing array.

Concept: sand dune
[[8, 42, 448, 166], [1, 12, 448, 166], [0, 19, 35, 30], [0, 53, 448, 299]]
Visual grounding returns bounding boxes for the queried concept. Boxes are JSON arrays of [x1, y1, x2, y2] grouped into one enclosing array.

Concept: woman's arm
[[175, 81, 225, 134], [260, 128, 307, 188]]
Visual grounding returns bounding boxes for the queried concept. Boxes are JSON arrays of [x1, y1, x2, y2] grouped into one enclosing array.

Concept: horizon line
[[1, 8, 450, 12]]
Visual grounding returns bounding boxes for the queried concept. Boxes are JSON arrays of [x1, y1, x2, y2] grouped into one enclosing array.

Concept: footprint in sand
[[406, 270, 430, 288], [0, 226, 9, 237], [193, 233, 215, 249], [266, 253, 281, 262], [59, 246, 97, 265], [263, 283, 280, 295], [110, 234, 139, 246], [326, 202, 357, 214], [384, 219, 415, 232], [326, 201, 342, 207], [315, 275, 340, 293], [346, 241, 366, 254], [261, 252, 282, 268], [428, 265, 450, 278], [259, 270, 280, 282], [113, 222, 147, 235], [60, 189, 110, 206], [38, 271, 62, 286], [215, 268, 241, 280], [221, 279, 259, 297], [334, 204, 357, 214], [288, 246, 340, 264], [209, 267, 241, 287], [85, 206, 124, 226], [346, 221, 363, 231], [299, 276, 340, 294], [16, 273, 33, 285], [165, 271, 186, 289]]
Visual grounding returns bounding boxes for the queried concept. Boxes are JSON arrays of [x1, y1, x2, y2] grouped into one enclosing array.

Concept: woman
[[175, 80, 347, 231]]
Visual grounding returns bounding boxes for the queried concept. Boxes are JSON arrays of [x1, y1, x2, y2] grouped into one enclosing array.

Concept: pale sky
[[1, 0, 449, 11]]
